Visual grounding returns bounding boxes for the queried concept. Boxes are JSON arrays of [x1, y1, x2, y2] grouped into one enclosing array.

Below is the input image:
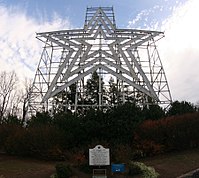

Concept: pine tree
[[86, 71, 104, 105]]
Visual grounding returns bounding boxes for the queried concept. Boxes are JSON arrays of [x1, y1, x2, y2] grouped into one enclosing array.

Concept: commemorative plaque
[[89, 145, 110, 166]]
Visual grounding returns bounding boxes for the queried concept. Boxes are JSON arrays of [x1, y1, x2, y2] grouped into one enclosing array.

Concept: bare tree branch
[[0, 71, 18, 121]]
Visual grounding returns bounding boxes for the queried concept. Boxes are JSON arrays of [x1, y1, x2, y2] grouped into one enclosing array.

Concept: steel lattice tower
[[28, 7, 172, 114]]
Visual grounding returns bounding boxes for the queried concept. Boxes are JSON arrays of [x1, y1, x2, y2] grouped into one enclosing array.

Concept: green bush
[[78, 162, 92, 174], [55, 163, 72, 178], [167, 100, 196, 116], [129, 161, 159, 178]]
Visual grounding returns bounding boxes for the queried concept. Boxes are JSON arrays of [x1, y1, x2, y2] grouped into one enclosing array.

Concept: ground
[[143, 149, 199, 178], [0, 149, 199, 178], [0, 155, 55, 178]]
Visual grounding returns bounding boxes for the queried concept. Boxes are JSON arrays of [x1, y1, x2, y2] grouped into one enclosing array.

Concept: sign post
[[89, 145, 110, 178]]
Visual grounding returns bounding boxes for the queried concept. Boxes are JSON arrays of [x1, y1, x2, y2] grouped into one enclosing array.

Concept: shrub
[[46, 146, 65, 161], [167, 100, 197, 116], [27, 125, 65, 159], [55, 163, 72, 178], [3, 124, 65, 159], [128, 161, 159, 178], [27, 112, 52, 127], [134, 139, 164, 157], [112, 144, 132, 163], [78, 162, 92, 174], [73, 150, 86, 166], [105, 102, 144, 145], [4, 127, 30, 156], [0, 116, 24, 152], [135, 112, 199, 154]]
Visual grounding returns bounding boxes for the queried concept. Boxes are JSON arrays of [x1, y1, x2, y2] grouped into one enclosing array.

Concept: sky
[[0, 0, 199, 104]]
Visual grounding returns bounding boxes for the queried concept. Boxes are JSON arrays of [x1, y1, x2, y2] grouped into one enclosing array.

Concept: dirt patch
[[0, 155, 55, 178]]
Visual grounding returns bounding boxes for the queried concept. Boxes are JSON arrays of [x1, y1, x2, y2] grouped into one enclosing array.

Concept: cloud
[[0, 5, 71, 84], [159, 0, 199, 103], [127, 1, 186, 31], [127, 0, 199, 104], [1, 1, 199, 104], [128, 8, 158, 30]]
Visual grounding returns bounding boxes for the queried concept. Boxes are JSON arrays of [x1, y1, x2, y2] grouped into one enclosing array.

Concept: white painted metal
[[28, 7, 172, 114]]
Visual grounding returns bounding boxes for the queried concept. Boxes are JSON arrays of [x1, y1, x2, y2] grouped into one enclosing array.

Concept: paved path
[[177, 168, 199, 178]]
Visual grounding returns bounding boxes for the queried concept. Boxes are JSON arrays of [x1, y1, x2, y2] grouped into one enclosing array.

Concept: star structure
[[30, 7, 171, 112]]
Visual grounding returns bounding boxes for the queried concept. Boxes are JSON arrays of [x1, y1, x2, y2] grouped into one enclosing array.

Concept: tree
[[106, 102, 144, 144], [8, 90, 21, 116], [86, 71, 104, 105], [53, 83, 77, 113], [68, 83, 77, 105], [108, 77, 120, 105], [20, 79, 33, 125], [167, 100, 197, 116], [143, 104, 165, 120], [3, 114, 21, 125], [0, 71, 18, 121], [195, 101, 199, 111], [27, 111, 52, 127]]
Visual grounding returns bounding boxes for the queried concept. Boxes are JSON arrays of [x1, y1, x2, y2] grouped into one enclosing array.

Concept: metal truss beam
[[28, 6, 172, 114]]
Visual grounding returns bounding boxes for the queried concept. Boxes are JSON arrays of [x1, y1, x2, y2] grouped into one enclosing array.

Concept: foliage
[[86, 71, 104, 104], [106, 102, 144, 144], [4, 125, 64, 159], [108, 76, 121, 105], [128, 161, 159, 178], [1, 98, 199, 162], [4, 127, 30, 156], [72, 150, 86, 166], [27, 112, 52, 127], [55, 163, 72, 178], [0, 115, 23, 151], [1, 116, 65, 159], [133, 138, 164, 157], [53, 112, 86, 149], [143, 104, 166, 120], [112, 144, 132, 163], [2, 114, 21, 125], [78, 162, 92, 174], [54, 84, 77, 113], [135, 112, 199, 155], [27, 125, 65, 159], [167, 100, 197, 116], [81, 108, 107, 145]]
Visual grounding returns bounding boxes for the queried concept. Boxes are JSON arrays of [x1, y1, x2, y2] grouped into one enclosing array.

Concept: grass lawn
[[0, 149, 199, 178]]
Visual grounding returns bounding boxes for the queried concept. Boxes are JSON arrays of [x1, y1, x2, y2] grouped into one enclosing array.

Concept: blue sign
[[111, 164, 125, 173]]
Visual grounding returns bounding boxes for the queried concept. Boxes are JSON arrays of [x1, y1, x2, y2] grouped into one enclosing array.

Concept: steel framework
[[28, 7, 172, 114]]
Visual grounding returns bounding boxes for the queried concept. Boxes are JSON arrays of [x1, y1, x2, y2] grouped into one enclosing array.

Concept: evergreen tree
[[86, 71, 104, 105], [108, 77, 119, 105], [68, 83, 77, 105], [142, 104, 165, 120], [167, 100, 197, 116], [53, 83, 77, 113]]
